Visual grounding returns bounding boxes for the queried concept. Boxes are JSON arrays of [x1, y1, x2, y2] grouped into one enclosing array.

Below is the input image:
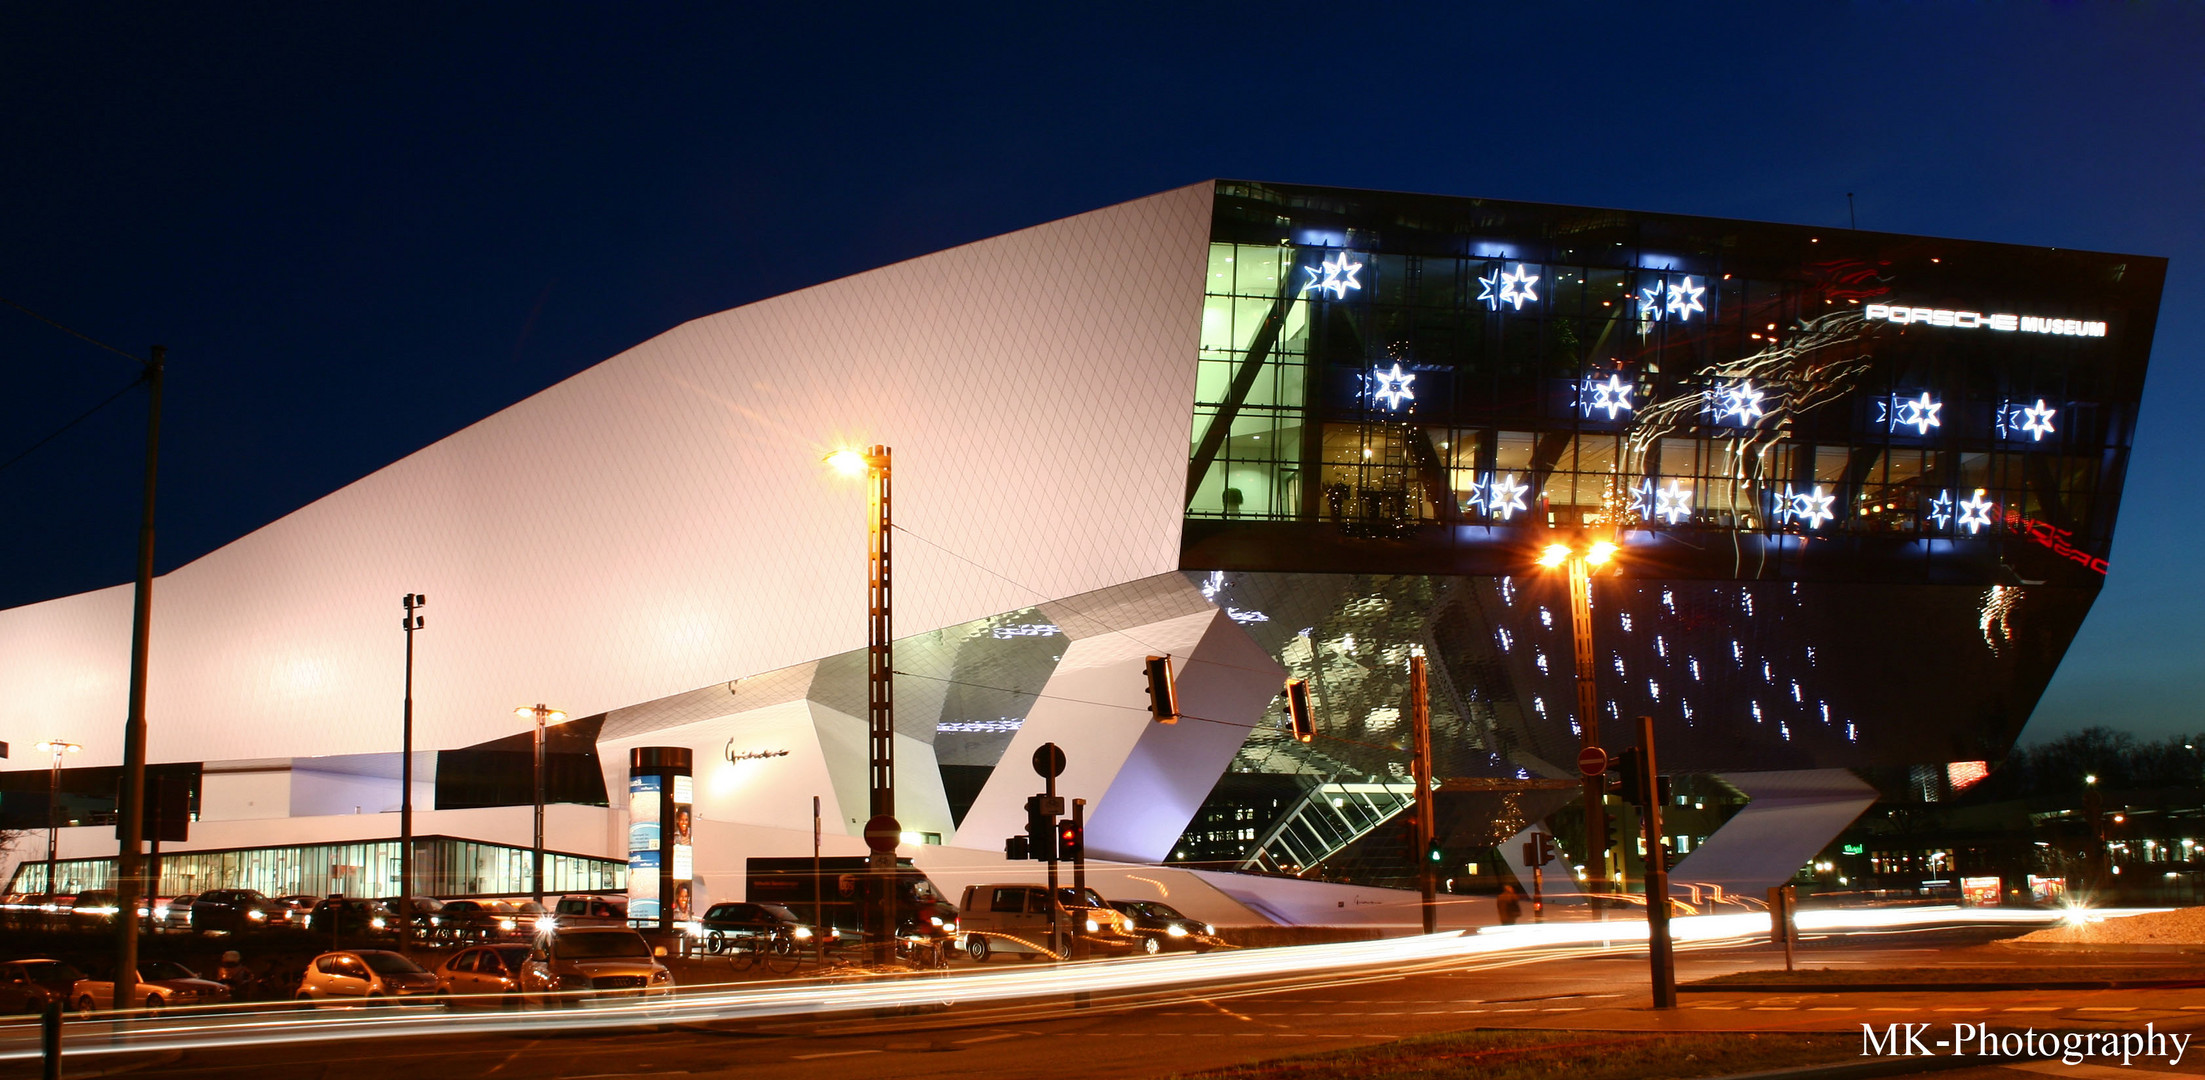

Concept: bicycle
[[719, 930, 802, 976]]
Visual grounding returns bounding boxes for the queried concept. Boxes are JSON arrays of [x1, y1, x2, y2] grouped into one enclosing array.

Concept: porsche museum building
[[0, 181, 2163, 928]]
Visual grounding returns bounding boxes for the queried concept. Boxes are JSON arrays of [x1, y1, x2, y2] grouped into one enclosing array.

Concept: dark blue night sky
[[3, 6, 2199, 742]]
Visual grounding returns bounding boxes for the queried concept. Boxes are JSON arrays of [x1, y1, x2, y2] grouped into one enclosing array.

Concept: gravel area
[[2013, 906, 2205, 945]]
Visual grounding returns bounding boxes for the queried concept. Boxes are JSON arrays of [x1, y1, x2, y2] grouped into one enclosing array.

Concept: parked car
[[153, 894, 198, 931], [308, 897, 394, 938], [691, 901, 821, 954], [269, 895, 319, 928], [192, 888, 274, 933], [549, 895, 629, 929], [433, 899, 531, 942], [520, 927, 673, 1006], [1106, 900, 1218, 955], [295, 950, 438, 1005], [958, 883, 1134, 962], [71, 959, 232, 1014], [378, 895, 446, 939], [432, 944, 533, 1006], [0, 960, 84, 1014]]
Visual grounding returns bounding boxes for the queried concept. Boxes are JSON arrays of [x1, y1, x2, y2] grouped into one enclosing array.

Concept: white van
[[958, 884, 1135, 962]]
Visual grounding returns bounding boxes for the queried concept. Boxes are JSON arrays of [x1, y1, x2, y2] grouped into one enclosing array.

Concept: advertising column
[[627, 747, 693, 931]]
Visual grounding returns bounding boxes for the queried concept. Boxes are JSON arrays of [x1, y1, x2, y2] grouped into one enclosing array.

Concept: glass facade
[[7, 835, 623, 898]]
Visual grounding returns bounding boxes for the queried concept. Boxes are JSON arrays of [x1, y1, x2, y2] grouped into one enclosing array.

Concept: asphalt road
[[13, 927, 2205, 1080]]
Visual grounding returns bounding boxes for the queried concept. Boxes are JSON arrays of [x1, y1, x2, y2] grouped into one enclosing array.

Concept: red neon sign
[[2002, 509, 2109, 575]]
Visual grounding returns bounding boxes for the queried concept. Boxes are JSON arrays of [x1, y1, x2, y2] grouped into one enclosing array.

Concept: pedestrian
[[216, 950, 253, 1000], [1496, 883, 1522, 925]]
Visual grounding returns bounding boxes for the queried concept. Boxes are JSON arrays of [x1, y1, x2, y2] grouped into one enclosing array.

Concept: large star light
[[1477, 268, 1504, 311], [1713, 380, 1766, 425], [1789, 484, 1836, 529], [1370, 363, 1416, 410], [1925, 489, 1955, 530], [2020, 398, 2057, 441], [1582, 373, 1635, 419], [1655, 479, 1693, 525], [1892, 392, 1943, 436], [1488, 473, 1529, 520], [1637, 281, 1666, 321], [1628, 478, 1655, 521], [1300, 252, 1365, 300], [1460, 473, 1488, 513], [1665, 275, 1707, 321], [1498, 264, 1539, 310], [1957, 489, 1996, 534]]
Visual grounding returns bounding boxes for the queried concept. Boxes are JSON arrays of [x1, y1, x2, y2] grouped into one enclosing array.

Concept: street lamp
[[34, 741, 81, 894], [513, 704, 568, 905], [1536, 535, 1619, 911], [398, 592, 426, 950], [825, 444, 897, 963]]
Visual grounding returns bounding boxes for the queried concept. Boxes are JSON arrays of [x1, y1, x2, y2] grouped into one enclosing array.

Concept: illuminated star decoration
[[1637, 280, 1666, 322], [1582, 373, 1635, 420], [2020, 398, 2057, 441], [1925, 490, 1955, 530], [1370, 363, 1416, 410], [1460, 473, 1488, 513], [1497, 263, 1539, 310], [1712, 380, 1766, 425], [1664, 275, 1707, 321], [1789, 484, 1836, 529], [1477, 268, 1504, 311], [1891, 392, 1943, 436], [1956, 489, 1996, 534], [1300, 252, 1365, 300], [1488, 473, 1529, 520], [1655, 479, 1693, 525], [1628, 478, 1655, 521]]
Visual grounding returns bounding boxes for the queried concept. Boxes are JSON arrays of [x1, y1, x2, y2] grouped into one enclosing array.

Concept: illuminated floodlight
[[1957, 489, 1996, 534], [1655, 479, 1693, 525], [1370, 363, 1416, 410], [1489, 473, 1529, 519], [1664, 275, 1706, 321], [2020, 398, 2058, 440], [1891, 392, 1943, 436], [1477, 268, 1504, 311], [1582, 373, 1635, 420], [824, 448, 869, 476], [1925, 490, 1955, 530], [1301, 252, 1364, 300], [1497, 264, 1539, 310], [1712, 380, 1766, 425], [1536, 544, 1571, 568], [1586, 540, 1618, 567]]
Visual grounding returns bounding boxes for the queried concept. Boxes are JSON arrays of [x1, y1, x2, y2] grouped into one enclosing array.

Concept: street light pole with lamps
[[1537, 536, 1619, 912], [826, 445, 898, 963], [398, 593, 425, 948], [34, 741, 81, 893], [514, 704, 567, 906]]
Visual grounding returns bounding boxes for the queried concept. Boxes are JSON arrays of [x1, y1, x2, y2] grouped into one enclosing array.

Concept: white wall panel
[[0, 182, 1215, 772]]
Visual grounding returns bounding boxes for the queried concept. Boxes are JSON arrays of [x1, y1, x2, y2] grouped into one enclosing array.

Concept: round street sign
[[1577, 747, 1609, 778], [1032, 742, 1066, 779], [862, 814, 902, 853]]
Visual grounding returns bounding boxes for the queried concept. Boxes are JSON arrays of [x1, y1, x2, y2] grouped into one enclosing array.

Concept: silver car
[[294, 950, 439, 1005], [520, 928, 673, 1006]]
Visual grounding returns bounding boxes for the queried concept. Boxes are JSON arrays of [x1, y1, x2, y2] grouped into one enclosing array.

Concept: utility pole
[[114, 344, 164, 1011], [398, 593, 425, 950], [1638, 715, 1675, 1009], [1409, 649, 1436, 934], [1566, 551, 1609, 914]]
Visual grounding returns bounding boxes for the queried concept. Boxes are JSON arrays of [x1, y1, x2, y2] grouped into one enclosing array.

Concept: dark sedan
[[1106, 900, 1218, 955], [191, 888, 274, 933], [0, 960, 84, 1014], [692, 901, 822, 954]]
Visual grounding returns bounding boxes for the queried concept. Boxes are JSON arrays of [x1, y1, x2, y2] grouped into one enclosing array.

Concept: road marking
[[1870, 1007, 1912, 1012], [2078, 1007, 2136, 1012], [954, 1033, 1019, 1046], [2005, 1007, 2059, 1012], [1810, 1007, 1852, 1012], [793, 1051, 882, 1061], [1695, 1006, 1739, 1011], [1935, 1007, 1980, 1012]]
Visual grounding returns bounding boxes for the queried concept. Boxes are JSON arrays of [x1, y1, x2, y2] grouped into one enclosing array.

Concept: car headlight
[[247, 910, 267, 921], [370, 916, 387, 929], [650, 969, 670, 982], [536, 916, 556, 930], [154, 905, 169, 918], [430, 917, 441, 926], [499, 918, 518, 931], [684, 922, 704, 938], [1203, 924, 1215, 936], [1167, 924, 1188, 937], [793, 926, 812, 940], [1084, 919, 1099, 933]]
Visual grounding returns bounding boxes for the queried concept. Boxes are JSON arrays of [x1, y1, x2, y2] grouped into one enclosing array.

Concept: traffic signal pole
[[1409, 651, 1436, 934], [1638, 714, 1675, 1009]]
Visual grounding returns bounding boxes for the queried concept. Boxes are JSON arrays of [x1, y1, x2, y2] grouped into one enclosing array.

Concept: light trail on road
[[0, 905, 2147, 1065]]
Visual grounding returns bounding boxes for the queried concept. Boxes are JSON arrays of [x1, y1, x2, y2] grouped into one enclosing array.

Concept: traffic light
[[1612, 746, 1648, 807], [1284, 678, 1314, 742], [1024, 795, 1055, 862], [1598, 815, 1618, 854], [1533, 832, 1555, 867], [1144, 655, 1179, 723], [1426, 839, 1444, 864], [1058, 819, 1082, 861], [1005, 835, 1030, 860]]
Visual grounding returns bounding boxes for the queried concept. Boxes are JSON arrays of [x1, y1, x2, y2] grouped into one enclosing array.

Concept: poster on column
[[628, 775, 662, 921], [670, 774, 694, 920]]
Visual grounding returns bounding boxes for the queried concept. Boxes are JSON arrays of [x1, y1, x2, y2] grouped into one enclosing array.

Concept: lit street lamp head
[[514, 704, 568, 724], [1536, 543, 1572, 569], [36, 740, 81, 757]]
